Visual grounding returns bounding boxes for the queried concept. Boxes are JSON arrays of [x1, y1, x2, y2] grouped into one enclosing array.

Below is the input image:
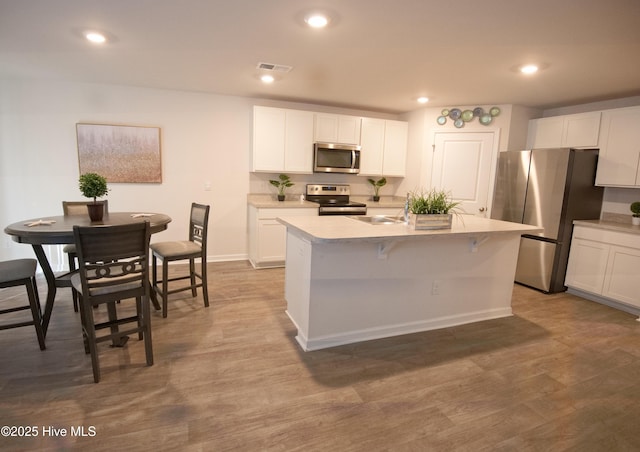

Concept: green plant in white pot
[[631, 201, 640, 225], [269, 174, 294, 201], [406, 188, 460, 230], [79, 172, 109, 221]]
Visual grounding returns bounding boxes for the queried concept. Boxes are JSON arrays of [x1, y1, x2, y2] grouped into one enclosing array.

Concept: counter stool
[[151, 203, 210, 318], [0, 259, 46, 350]]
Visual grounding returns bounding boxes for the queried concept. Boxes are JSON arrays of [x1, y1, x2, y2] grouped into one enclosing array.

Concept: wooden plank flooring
[[1, 260, 640, 451]]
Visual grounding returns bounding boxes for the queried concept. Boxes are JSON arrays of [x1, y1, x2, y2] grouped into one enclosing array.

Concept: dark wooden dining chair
[[150, 203, 210, 318], [71, 221, 153, 383], [62, 200, 109, 312], [0, 259, 46, 350]]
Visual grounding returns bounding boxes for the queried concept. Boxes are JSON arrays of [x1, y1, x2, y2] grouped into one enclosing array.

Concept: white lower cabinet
[[565, 225, 640, 311], [248, 205, 317, 268]]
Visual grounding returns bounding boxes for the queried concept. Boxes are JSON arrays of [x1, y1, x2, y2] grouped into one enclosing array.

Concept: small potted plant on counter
[[631, 201, 640, 225], [269, 174, 294, 201], [406, 188, 460, 230], [79, 172, 109, 221], [367, 177, 387, 202]]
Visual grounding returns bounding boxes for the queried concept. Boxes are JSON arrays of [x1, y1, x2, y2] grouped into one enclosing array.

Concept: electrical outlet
[[432, 280, 441, 295]]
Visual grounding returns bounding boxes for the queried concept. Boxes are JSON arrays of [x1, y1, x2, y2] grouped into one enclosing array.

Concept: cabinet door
[[257, 219, 287, 263], [382, 120, 408, 176], [527, 117, 564, 149], [253, 107, 285, 171], [564, 238, 609, 294], [563, 112, 601, 147], [595, 107, 640, 186], [358, 118, 385, 175], [314, 114, 361, 144], [602, 245, 640, 308], [284, 110, 314, 173]]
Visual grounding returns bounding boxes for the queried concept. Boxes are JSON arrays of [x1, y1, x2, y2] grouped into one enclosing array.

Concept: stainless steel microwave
[[313, 142, 361, 174]]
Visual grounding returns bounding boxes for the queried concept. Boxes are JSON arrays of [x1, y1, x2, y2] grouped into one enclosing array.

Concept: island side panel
[[284, 231, 313, 349], [298, 233, 522, 351]]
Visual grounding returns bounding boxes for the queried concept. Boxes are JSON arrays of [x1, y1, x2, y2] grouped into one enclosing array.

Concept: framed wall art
[[76, 123, 162, 183]]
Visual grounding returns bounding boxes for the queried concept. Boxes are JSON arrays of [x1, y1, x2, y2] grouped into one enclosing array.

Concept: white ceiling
[[2, 0, 640, 114]]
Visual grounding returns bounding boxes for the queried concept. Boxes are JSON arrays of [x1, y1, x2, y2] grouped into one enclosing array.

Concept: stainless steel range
[[305, 184, 367, 216]]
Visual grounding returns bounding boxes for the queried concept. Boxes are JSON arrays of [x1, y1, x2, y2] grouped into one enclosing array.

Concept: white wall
[[0, 79, 255, 264]]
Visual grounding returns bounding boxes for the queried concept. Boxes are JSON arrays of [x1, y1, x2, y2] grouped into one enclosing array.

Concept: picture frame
[[76, 123, 162, 183]]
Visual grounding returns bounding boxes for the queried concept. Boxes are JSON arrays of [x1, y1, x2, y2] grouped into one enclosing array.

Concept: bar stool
[[0, 259, 46, 350]]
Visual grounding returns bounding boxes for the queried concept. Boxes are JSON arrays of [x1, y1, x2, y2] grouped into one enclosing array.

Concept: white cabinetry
[[252, 106, 314, 173], [248, 205, 317, 268], [565, 225, 640, 311], [526, 112, 601, 149], [314, 113, 361, 144], [595, 106, 640, 187], [359, 119, 408, 177]]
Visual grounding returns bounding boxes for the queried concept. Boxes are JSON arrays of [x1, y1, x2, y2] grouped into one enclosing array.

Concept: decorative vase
[[277, 194, 285, 202], [87, 202, 105, 222], [632, 216, 640, 226], [373, 196, 380, 202], [410, 213, 453, 230]]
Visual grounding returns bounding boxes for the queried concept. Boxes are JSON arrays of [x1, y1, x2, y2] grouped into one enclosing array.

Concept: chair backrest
[[63, 200, 109, 216], [189, 203, 210, 254], [73, 222, 150, 301]]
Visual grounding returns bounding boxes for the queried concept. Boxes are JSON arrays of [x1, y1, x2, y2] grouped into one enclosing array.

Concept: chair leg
[[136, 297, 143, 340], [189, 258, 197, 297], [68, 253, 79, 312], [142, 294, 154, 366], [83, 300, 101, 383], [201, 259, 209, 308], [26, 276, 46, 350], [162, 259, 169, 318]]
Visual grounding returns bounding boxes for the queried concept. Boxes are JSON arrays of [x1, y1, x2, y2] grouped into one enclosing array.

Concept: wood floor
[[1, 260, 640, 451]]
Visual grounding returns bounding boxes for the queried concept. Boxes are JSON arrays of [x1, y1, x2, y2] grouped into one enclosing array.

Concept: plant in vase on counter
[[631, 201, 640, 225], [406, 188, 461, 230], [269, 174, 294, 201], [79, 172, 109, 221], [367, 177, 387, 202]]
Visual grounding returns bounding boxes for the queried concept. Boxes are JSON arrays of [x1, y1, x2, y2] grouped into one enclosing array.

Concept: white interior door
[[431, 131, 498, 217]]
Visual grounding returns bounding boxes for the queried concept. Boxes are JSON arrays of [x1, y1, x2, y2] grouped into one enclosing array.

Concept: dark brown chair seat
[[150, 203, 210, 318], [0, 259, 46, 350]]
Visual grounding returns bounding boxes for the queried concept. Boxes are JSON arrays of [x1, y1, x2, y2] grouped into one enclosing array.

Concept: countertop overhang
[[277, 214, 542, 243]]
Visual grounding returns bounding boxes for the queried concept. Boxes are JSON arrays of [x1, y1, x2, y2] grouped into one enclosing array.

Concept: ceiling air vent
[[257, 62, 293, 73]]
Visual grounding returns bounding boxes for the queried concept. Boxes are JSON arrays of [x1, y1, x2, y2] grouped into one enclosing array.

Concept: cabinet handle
[[479, 207, 486, 212]]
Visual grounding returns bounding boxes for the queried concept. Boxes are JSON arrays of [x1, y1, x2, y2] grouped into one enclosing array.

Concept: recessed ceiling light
[[417, 97, 429, 104], [84, 31, 107, 44], [305, 14, 329, 28], [520, 64, 539, 74], [260, 74, 275, 84]]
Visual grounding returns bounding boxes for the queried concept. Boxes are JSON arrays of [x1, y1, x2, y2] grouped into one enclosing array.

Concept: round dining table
[[4, 212, 172, 337]]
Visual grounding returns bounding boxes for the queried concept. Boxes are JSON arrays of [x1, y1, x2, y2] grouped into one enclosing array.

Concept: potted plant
[[406, 188, 460, 230], [269, 174, 294, 201], [79, 172, 109, 221], [367, 177, 387, 202], [631, 201, 640, 225]]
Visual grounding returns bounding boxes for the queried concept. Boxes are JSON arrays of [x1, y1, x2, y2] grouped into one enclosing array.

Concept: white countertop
[[247, 193, 406, 209], [573, 219, 640, 235], [277, 214, 542, 243]]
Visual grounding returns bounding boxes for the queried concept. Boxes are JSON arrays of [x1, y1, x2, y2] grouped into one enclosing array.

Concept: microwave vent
[[257, 62, 293, 73]]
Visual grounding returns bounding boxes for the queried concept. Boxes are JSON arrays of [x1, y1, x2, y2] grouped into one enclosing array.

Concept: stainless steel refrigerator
[[491, 148, 604, 293]]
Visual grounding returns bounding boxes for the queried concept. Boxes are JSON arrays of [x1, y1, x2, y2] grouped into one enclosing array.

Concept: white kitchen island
[[278, 214, 541, 351]]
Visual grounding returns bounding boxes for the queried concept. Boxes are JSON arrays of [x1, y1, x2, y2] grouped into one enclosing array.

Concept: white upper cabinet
[[359, 118, 385, 175], [359, 118, 408, 177], [382, 120, 408, 176], [252, 106, 314, 173], [314, 114, 361, 144], [526, 112, 601, 149], [595, 106, 640, 187]]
